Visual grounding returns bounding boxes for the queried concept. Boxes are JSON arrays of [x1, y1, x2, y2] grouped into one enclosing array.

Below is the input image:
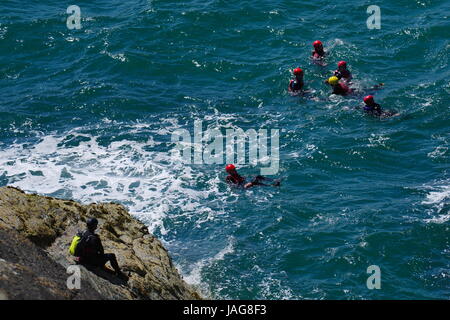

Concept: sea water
[[0, 0, 449, 299]]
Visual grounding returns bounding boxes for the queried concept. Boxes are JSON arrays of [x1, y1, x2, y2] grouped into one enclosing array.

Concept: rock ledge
[[0, 186, 201, 300]]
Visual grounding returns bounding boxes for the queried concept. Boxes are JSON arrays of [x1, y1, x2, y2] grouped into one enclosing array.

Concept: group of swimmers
[[225, 40, 397, 188], [288, 40, 393, 117]]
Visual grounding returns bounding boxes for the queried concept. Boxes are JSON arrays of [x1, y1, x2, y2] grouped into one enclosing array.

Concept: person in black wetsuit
[[334, 61, 352, 82], [363, 95, 383, 116], [312, 40, 325, 59], [225, 164, 280, 189], [78, 218, 126, 279], [362, 95, 397, 117], [288, 67, 304, 93]]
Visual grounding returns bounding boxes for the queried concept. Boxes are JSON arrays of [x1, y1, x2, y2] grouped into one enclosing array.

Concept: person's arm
[[374, 104, 383, 116], [341, 83, 352, 94], [95, 235, 105, 255], [226, 176, 234, 185], [371, 83, 384, 90]]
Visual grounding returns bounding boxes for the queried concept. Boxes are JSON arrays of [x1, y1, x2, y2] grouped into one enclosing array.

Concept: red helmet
[[364, 95, 374, 104], [313, 40, 322, 48], [225, 164, 236, 172], [293, 67, 303, 75], [338, 61, 347, 68]]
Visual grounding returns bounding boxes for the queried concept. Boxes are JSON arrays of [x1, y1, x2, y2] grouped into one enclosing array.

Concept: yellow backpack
[[69, 232, 84, 256]]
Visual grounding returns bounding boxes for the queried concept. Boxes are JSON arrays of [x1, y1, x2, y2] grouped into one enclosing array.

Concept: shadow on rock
[[80, 263, 129, 286]]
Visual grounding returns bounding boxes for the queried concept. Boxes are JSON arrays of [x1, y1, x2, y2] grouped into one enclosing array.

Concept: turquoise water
[[1, 0, 449, 299]]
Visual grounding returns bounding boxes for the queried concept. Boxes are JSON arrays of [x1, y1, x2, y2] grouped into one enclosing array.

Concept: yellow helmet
[[328, 76, 339, 86]]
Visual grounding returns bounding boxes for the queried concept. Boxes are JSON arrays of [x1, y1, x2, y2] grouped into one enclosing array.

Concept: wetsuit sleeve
[[341, 83, 351, 94], [96, 236, 105, 255], [374, 104, 383, 116]]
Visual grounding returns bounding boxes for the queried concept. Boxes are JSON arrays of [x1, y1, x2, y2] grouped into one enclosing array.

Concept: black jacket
[[80, 230, 104, 258]]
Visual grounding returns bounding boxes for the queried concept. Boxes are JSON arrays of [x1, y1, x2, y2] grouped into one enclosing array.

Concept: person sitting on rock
[[77, 218, 127, 280]]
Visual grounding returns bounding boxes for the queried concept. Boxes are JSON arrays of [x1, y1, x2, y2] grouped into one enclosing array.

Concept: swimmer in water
[[334, 61, 352, 82], [225, 164, 280, 189], [363, 95, 382, 116], [325, 76, 352, 96], [311, 40, 325, 60], [362, 95, 398, 117], [288, 68, 304, 93]]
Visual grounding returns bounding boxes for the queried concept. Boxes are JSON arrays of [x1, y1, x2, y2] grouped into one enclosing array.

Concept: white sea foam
[[427, 146, 448, 159], [0, 125, 224, 235], [423, 185, 450, 206], [424, 214, 450, 224], [179, 237, 235, 297], [367, 133, 390, 148], [422, 182, 450, 224], [258, 275, 296, 300], [0, 24, 7, 40]]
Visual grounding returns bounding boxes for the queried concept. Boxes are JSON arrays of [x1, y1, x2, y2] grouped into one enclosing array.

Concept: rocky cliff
[[0, 186, 201, 300]]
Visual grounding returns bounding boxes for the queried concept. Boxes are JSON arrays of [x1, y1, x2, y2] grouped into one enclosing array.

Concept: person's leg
[[251, 176, 269, 186], [253, 175, 280, 187], [103, 253, 121, 273]]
